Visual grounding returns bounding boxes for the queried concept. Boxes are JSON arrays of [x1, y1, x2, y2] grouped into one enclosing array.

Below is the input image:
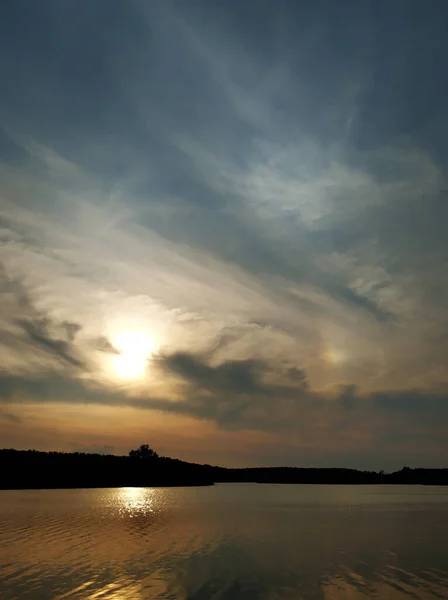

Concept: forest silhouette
[[1, 445, 448, 489]]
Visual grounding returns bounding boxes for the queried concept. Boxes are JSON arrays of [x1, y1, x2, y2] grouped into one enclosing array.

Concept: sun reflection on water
[[88, 580, 144, 599], [56, 578, 146, 599], [116, 487, 163, 518]]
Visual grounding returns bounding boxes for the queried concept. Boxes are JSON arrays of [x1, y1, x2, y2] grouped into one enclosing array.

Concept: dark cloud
[[1, 267, 132, 377], [371, 389, 447, 428], [16, 317, 85, 368], [0, 373, 109, 405], [1, 266, 121, 370], [0, 267, 82, 368], [93, 336, 119, 354], [62, 321, 82, 342], [161, 352, 270, 396], [157, 351, 312, 427]]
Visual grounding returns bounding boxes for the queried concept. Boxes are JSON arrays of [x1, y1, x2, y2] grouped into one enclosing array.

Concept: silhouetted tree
[[129, 444, 159, 459]]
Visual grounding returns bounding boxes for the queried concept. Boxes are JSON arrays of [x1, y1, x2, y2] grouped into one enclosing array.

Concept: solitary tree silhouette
[[129, 444, 159, 459]]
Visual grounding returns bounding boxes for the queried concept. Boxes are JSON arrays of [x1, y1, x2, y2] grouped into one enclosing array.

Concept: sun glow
[[324, 347, 346, 365], [112, 330, 155, 379]]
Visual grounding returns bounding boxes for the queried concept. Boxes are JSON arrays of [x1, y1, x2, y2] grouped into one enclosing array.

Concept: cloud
[[0, 0, 448, 467], [161, 352, 273, 396], [156, 350, 311, 428], [92, 336, 119, 354], [62, 321, 82, 342], [1, 130, 447, 463], [0, 346, 446, 437], [1, 337, 448, 468], [16, 318, 84, 368], [0, 267, 84, 370]]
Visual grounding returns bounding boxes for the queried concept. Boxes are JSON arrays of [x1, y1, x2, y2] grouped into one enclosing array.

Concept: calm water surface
[[1, 484, 448, 599]]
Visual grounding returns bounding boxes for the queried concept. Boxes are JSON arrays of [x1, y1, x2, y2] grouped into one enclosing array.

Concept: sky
[[1, 0, 448, 470]]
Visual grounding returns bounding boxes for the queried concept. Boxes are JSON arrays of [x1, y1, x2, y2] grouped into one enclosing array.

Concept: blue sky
[[1, 0, 448, 468]]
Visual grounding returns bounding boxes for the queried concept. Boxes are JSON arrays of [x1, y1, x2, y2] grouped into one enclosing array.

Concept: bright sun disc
[[113, 354, 147, 379], [112, 330, 155, 379]]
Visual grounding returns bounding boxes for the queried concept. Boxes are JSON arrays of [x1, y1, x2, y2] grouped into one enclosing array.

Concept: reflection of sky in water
[[1, 485, 448, 599]]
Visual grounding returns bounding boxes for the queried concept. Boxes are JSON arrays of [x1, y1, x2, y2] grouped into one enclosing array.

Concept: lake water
[[1, 484, 448, 599]]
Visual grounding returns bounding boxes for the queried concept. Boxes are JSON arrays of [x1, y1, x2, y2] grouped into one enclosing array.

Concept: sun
[[113, 354, 147, 379], [112, 330, 155, 379]]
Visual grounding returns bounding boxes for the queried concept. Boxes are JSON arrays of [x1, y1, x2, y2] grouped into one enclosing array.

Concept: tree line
[[1, 446, 447, 489]]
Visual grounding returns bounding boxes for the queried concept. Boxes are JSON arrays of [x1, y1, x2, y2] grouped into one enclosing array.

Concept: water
[[1, 485, 448, 599]]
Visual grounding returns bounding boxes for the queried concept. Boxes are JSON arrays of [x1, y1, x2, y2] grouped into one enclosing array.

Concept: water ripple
[[1, 486, 448, 599]]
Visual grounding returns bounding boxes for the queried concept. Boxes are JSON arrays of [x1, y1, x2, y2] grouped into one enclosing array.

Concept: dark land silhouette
[[1, 445, 448, 489]]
